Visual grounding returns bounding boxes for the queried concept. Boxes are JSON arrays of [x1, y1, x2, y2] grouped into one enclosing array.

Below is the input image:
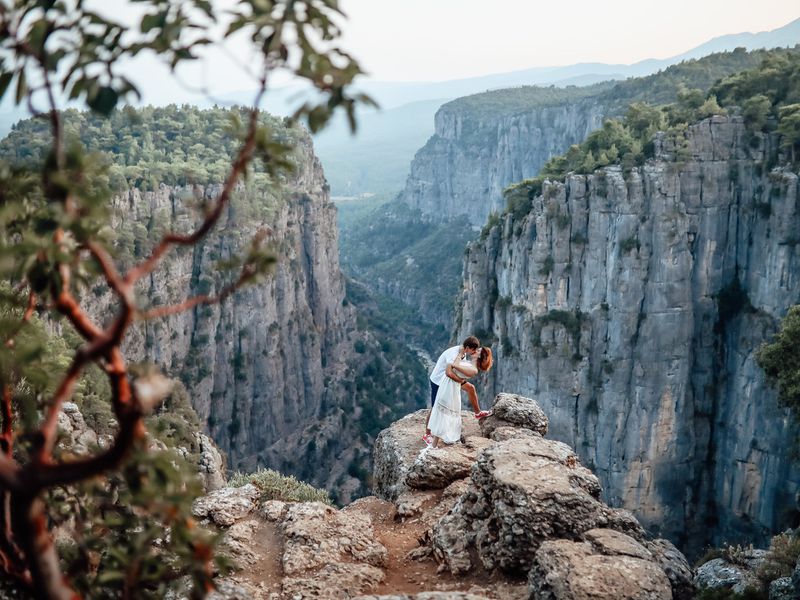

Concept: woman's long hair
[[477, 347, 493, 372]]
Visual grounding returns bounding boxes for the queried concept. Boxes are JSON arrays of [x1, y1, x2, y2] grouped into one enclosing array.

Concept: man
[[423, 335, 490, 445]]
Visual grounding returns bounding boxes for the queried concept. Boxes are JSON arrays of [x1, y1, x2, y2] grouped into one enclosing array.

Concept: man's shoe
[[474, 410, 491, 419]]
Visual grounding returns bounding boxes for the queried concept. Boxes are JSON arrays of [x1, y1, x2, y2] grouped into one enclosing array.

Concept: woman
[[428, 346, 493, 447]]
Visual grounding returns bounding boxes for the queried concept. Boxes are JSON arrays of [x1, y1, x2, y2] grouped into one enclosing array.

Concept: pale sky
[[336, 0, 800, 81], [2, 1, 800, 112]]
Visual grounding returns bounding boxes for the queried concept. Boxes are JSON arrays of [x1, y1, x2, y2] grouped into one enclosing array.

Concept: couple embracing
[[423, 335, 493, 448]]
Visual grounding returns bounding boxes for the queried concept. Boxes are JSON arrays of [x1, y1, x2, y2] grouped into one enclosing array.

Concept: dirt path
[[353, 497, 526, 599]]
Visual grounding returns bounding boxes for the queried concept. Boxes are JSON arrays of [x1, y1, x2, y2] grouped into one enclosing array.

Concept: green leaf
[[0, 72, 13, 100], [141, 13, 165, 33], [87, 86, 118, 116], [14, 70, 27, 105]]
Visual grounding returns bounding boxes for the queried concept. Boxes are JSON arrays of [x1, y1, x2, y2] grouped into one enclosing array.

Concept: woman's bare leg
[[463, 382, 481, 413]]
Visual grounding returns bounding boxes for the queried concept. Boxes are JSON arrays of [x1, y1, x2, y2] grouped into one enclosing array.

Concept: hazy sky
[[2, 0, 799, 112], [336, 0, 800, 81]]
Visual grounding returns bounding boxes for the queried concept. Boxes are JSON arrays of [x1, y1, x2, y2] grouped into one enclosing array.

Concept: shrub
[[229, 468, 333, 505], [539, 255, 555, 276], [620, 236, 640, 254], [756, 532, 800, 585]]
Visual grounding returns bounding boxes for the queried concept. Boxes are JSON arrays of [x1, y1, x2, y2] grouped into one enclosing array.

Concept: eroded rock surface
[[192, 484, 260, 527], [456, 115, 800, 552], [478, 393, 548, 438], [203, 393, 691, 599], [371, 393, 691, 600], [529, 538, 672, 600]]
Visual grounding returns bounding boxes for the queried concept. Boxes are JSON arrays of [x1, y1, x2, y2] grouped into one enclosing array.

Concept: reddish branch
[[0, 84, 270, 597], [141, 261, 260, 320]]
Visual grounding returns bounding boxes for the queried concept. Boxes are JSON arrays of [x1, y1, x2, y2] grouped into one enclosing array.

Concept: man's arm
[[446, 364, 466, 385]]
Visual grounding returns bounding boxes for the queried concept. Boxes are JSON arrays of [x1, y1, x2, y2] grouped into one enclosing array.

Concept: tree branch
[[140, 263, 258, 320], [84, 241, 130, 303]]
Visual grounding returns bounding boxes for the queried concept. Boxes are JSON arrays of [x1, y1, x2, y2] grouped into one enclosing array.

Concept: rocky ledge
[[373, 393, 693, 600], [197, 392, 694, 599]]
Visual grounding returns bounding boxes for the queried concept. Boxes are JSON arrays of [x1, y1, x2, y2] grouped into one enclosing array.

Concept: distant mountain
[[2, 16, 799, 195], [254, 17, 800, 116], [305, 16, 800, 195]]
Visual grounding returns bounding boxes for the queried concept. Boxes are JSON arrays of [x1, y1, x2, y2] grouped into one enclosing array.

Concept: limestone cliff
[[396, 49, 787, 228], [91, 133, 368, 501], [455, 115, 800, 555], [400, 96, 606, 226]]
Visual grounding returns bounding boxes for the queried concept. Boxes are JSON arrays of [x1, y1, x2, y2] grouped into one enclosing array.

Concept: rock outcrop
[[372, 395, 692, 600], [455, 115, 800, 554], [195, 393, 691, 599]]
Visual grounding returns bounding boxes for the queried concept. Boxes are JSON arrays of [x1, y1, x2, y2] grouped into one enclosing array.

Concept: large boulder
[[280, 501, 388, 598], [405, 437, 492, 490], [529, 537, 672, 600], [433, 435, 607, 574], [645, 538, 694, 600], [373, 409, 484, 500], [694, 549, 767, 594], [478, 393, 548, 438], [192, 484, 260, 527], [195, 432, 227, 492], [374, 411, 434, 501], [281, 502, 388, 574]]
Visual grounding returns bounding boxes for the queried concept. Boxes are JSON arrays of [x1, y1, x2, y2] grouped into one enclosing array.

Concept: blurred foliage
[[51, 446, 226, 599], [0, 0, 370, 596]]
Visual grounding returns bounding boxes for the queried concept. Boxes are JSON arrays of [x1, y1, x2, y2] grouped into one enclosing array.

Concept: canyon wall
[[455, 115, 800, 554], [92, 134, 368, 501]]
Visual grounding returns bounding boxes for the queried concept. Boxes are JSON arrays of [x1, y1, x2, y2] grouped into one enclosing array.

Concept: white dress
[[428, 358, 474, 444]]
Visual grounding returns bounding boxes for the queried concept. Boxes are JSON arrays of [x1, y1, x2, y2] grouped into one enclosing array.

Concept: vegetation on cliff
[[757, 306, 800, 421], [444, 47, 797, 122], [503, 49, 800, 220], [0, 105, 303, 191]]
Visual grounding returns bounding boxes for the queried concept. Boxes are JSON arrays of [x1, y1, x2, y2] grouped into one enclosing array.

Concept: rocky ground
[[196, 393, 699, 600]]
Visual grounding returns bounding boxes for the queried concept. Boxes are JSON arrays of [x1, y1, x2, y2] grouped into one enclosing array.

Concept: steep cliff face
[[396, 49, 789, 230], [93, 135, 367, 500], [456, 115, 800, 554], [400, 98, 607, 226]]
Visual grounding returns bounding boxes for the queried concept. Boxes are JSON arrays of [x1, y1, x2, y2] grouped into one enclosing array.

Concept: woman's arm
[[446, 363, 466, 384]]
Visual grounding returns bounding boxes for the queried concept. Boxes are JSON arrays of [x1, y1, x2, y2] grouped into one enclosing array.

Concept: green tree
[[0, 1, 371, 598], [742, 94, 772, 131], [777, 104, 800, 163], [757, 306, 800, 416]]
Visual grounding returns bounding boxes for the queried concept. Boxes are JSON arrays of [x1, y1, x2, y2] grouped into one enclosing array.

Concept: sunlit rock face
[[455, 115, 800, 555], [398, 97, 606, 227]]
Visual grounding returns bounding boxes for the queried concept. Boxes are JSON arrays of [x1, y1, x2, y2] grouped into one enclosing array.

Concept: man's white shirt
[[429, 345, 461, 386]]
